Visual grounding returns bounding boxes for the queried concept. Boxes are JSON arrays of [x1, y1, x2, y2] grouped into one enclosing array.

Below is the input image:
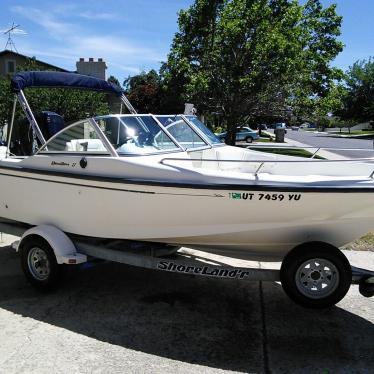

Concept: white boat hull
[[1, 166, 374, 261]]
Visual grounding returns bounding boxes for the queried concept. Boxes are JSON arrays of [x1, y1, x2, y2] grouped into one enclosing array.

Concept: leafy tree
[[162, 0, 343, 144], [123, 70, 164, 113], [291, 83, 345, 130], [338, 58, 374, 123], [0, 76, 14, 127], [107, 75, 122, 88]]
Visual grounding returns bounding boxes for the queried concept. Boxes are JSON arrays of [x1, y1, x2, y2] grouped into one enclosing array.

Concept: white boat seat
[[65, 139, 107, 152], [0, 146, 7, 158]]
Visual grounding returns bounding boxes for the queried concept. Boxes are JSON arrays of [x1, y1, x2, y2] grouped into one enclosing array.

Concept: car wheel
[[280, 242, 351, 309], [245, 136, 253, 143]]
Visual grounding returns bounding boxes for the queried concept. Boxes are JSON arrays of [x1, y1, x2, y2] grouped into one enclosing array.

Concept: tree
[[107, 75, 121, 88], [338, 58, 374, 123], [291, 83, 346, 131], [123, 70, 164, 113], [0, 75, 14, 127], [162, 0, 343, 144]]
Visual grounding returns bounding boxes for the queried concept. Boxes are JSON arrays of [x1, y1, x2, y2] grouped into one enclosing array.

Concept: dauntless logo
[[51, 161, 70, 167], [157, 261, 253, 279]]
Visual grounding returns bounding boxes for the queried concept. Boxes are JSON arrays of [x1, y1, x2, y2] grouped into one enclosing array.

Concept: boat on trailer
[[0, 70, 373, 308]]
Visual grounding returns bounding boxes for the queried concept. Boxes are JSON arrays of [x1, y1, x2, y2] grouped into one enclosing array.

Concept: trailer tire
[[280, 242, 351, 309], [20, 236, 65, 291]]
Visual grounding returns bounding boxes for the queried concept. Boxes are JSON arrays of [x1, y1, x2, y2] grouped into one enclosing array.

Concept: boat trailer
[[66, 239, 374, 298], [1, 222, 373, 303]]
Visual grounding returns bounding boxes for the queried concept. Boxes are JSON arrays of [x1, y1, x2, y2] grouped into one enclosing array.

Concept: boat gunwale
[[1, 164, 374, 193]]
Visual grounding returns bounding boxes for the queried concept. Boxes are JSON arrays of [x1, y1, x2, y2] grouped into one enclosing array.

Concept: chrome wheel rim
[[27, 247, 50, 281], [295, 258, 339, 299]]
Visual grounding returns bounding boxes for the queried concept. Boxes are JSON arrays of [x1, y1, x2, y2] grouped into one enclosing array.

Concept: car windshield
[[238, 127, 255, 132]]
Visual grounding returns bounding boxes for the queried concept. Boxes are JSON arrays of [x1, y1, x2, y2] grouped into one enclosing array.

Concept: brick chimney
[[76, 57, 107, 80]]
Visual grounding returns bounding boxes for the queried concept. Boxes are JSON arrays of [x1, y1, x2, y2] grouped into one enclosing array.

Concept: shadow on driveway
[[0, 245, 373, 373]]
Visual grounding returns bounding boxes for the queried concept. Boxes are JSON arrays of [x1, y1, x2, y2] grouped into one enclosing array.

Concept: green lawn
[[342, 232, 374, 251], [255, 138, 274, 142], [251, 147, 325, 159]]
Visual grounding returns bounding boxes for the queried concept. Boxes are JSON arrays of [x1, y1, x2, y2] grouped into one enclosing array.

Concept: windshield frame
[[36, 117, 118, 156], [103, 114, 184, 156], [155, 114, 223, 152], [156, 115, 212, 152], [37, 114, 223, 157], [181, 115, 223, 146]]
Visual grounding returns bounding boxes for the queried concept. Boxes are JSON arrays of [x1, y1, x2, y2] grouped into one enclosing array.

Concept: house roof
[[0, 49, 68, 72]]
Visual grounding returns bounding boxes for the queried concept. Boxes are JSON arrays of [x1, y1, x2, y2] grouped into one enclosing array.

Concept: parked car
[[300, 122, 316, 129], [217, 126, 260, 143]]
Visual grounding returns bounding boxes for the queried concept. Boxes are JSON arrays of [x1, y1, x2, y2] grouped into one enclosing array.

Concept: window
[[39, 121, 109, 153], [96, 117, 121, 146], [156, 116, 208, 150], [98, 115, 180, 155], [185, 116, 222, 145], [5, 60, 16, 74]]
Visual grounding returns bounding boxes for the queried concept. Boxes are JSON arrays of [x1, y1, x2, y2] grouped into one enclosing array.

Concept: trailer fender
[[19, 225, 87, 265]]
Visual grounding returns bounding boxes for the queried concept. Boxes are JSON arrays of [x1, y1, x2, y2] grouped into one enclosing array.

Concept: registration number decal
[[229, 192, 301, 201]]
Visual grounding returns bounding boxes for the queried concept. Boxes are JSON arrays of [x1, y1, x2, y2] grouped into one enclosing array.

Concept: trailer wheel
[[20, 236, 65, 291], [280, 242, 351, 309]]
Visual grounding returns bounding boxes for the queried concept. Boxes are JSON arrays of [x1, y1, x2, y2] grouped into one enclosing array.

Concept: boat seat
[[65, 139, 108, 152], [0, 146, 7, 158]]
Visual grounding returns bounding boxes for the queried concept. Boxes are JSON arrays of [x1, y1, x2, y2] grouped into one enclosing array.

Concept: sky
[[0, 0, 373, 84]]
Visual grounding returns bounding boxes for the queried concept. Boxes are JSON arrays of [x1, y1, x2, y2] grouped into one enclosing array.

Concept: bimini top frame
[[8, 71, 137, 154], [11, 71, 124, 96]]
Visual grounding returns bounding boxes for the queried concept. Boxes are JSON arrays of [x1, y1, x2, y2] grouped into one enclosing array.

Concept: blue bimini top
[[11, 71, 123, 96]]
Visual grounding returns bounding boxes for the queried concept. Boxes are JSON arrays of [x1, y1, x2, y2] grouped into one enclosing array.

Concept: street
[[285, 130, 374, 158]]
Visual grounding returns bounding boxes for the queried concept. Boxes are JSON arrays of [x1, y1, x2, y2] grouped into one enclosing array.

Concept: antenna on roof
[[1, 22, 27, 52]]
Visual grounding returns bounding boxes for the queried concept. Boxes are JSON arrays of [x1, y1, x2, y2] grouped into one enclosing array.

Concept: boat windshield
[[38, 115, 215, 156], [95, 115, 182, 155], [184, 116, 222, 144], [98, 115, 210, 154], [155, 115, 209, 149]]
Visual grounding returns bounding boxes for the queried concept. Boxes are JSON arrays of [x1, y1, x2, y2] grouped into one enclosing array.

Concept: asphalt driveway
[[0, 234, 373, 374], [285, 130, 374, 159]]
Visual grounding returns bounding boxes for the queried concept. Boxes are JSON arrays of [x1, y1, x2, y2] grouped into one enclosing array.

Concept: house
[[0, 49, 67, 76]]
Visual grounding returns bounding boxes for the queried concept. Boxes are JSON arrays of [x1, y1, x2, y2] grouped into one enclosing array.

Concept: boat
[[1, 70, 374, 307], [0, 71, 374, 260]]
